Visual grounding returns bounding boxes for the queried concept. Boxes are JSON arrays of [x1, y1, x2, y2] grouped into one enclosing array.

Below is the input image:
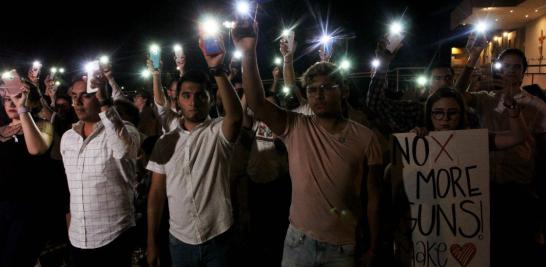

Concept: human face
[[305, 75, 345, 117], [133, 94, 146, 111], [429, 68, 454, 95], [167, 81, 177, 99], [499, 54, 524, 90], [177, 81, 210, 123], [54, 98, 71, 119], [2, 94, 21, 120], [431, 97, 461, 131], [70, 81, 100, 122]]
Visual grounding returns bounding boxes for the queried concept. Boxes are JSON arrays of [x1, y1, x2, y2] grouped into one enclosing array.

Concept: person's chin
[[7, 112, 19, 119], [438, 125, 455, 131]]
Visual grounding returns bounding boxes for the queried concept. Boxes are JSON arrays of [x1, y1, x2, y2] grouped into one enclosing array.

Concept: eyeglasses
[[431, 75, 453, 82], [431, 109, 460, 120], [306, 83, 339, 95]]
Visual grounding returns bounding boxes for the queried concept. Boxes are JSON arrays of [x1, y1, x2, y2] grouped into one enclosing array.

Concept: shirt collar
[[72, 120, 104, 138], [176, 116, 212, 133]]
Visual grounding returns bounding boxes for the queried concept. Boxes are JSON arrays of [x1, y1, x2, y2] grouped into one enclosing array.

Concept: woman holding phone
[[0, 71, 54, 267]]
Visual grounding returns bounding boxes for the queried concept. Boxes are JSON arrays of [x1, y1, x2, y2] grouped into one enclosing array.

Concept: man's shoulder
[[156, 129, 181, 147], [61, 128, 78, 142], [347, 119, 375, 138], [520, 91, 546, 111], [150, 130, 182, 165]]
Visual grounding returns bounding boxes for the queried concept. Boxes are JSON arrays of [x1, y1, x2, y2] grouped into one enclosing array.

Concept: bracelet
[[99, 98, 113, 107], [17, 107, 30, 114]]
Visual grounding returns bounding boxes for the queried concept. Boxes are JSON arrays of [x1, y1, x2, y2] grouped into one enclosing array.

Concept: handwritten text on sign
[[392, 129, 490, 267]]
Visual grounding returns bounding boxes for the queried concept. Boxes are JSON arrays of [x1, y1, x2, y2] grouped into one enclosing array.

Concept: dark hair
[[55, 93, 72, 105], [522, 84, 546, 103], [425, 87, 467, 131], [176, 70, 212, 97], [300, 62, 345, 89], [134, 89, 152, 106], [113, 99, 140, 126], [497, 48, 528, 74], [426, 64, 455, 78]]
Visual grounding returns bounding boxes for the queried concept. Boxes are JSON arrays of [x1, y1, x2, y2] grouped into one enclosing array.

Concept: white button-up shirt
[[146, 117, 234, 245], [61, 108, 140, 249]]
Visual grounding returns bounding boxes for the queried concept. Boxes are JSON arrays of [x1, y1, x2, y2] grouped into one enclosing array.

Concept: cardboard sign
[[391, 129, 490, 267]]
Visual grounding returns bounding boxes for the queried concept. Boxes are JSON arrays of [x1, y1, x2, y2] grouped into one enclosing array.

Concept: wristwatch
[[99, 98, 113, 107], [208, 64, 229, 77]]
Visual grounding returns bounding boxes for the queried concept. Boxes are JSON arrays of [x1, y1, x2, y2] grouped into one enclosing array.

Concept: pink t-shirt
[[281, 113, 383, 245]]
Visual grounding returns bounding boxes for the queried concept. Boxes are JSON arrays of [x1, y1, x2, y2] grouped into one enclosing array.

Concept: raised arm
[[148, 59, 167, 107], [12, 88, 53, 155], [233, 22, 288, 135], [492, 88, 529, 150], [366, 38, 422, 132], [454, 32, 486, 108], [102, 63, 128, 101], [280, 38, 305, 105], [95, 76, 139, 159], [199, 36, 243, 142]]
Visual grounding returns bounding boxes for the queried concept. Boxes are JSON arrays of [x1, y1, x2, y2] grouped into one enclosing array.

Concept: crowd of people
[[1, 17, 545, 267]]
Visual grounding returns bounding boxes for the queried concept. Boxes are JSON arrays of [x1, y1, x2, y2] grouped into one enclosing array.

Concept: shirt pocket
[[83, 140, 110, 179]]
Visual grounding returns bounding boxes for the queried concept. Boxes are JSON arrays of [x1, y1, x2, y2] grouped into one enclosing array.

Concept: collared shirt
[[366, 70, 424, 132], [146, 117, 234, 245], [61, 108, 140, 249], [472, 89, 546, 184], [155, 101, 179, 133]]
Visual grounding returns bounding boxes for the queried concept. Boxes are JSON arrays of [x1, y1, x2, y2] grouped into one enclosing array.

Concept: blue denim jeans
[[169, 229, 232, 267], [281, 224, 355, 267]]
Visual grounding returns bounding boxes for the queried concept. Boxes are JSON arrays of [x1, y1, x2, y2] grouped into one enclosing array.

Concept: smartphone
[[86, 60, 101, 94], [232, 1, 257, 39], [150, 47, 161, 70], [174, 46, 184, 59], [0, 70, 24, 96], [30, 63, 42, 79], [203, 37, 224, 56], [386, 32, 404, 53], [281, 30, 295, 52], [491, 63, 503, 91]]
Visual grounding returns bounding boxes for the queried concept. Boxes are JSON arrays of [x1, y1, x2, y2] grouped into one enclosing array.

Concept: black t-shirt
[[0, 132, 51, 202]]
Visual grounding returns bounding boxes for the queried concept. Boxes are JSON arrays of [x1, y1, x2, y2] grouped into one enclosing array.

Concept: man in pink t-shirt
[[233, 22, 383, 267]]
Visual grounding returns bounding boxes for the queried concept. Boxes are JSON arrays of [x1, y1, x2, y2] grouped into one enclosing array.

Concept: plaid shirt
[[61, 107, 140, 249], [366, 70, 424, 133]]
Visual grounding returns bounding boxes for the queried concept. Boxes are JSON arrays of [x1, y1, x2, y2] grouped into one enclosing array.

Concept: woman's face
[[431, 97, 461, 131], [2, 93, 22, 120]]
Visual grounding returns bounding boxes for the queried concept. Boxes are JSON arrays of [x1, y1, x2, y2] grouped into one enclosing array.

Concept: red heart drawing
[[450, 243, 477, 267]]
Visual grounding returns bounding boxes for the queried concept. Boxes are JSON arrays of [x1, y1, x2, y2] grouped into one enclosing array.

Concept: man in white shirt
[[146, 36, 243, 267], [61, 76, 140, 266]]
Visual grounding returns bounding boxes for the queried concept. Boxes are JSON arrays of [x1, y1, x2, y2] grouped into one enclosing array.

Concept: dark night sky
[[0, 0, 463, 89]]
